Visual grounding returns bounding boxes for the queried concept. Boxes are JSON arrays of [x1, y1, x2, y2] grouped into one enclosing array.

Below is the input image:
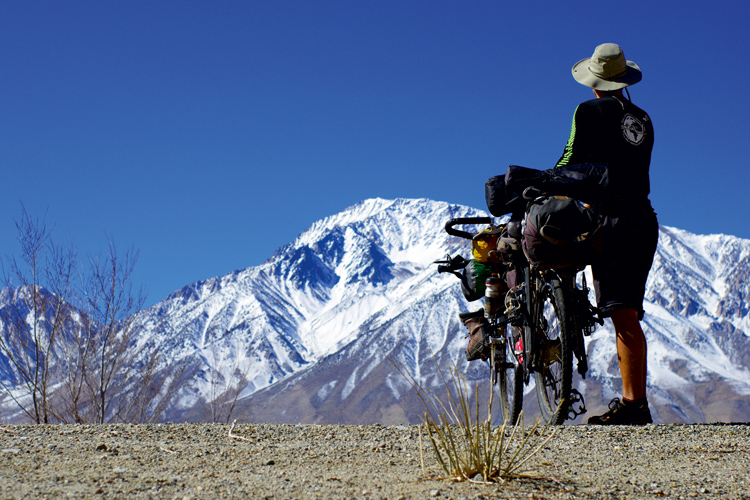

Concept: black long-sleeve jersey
[[556, 95, 654, 203]]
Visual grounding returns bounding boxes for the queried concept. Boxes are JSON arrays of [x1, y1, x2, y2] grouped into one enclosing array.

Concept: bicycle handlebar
[[436, 264, 453, 274], [434, 254, 468, 274], [444, 217, 493, 239]]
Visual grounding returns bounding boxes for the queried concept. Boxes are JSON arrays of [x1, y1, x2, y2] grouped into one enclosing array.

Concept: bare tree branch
[[1, 209, 186, 424]]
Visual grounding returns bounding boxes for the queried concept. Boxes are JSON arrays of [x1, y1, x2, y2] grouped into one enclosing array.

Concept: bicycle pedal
[[566, 388, 587, 420]]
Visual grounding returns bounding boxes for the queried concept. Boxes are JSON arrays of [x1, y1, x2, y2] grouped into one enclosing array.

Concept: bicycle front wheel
[[533, 277, 574, 425], [492, 327, 524, 425]]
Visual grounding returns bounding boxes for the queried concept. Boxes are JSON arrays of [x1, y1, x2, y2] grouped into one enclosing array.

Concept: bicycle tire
[[532, 277, 574, 425], [492, 327, 524, 425]]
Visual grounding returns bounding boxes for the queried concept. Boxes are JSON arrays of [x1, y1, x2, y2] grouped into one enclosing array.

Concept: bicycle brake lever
[[433, 254, 451, 265]]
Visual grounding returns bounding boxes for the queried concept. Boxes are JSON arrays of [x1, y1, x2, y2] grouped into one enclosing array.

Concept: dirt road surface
[[1, 423, 749, 499]]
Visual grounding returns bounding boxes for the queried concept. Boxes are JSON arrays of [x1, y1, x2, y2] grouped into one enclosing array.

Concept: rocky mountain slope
[[141, 198, 750, 424], [3, 198, 749, 424]]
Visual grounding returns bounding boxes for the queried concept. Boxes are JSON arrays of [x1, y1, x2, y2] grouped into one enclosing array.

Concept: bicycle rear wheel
[[492, 326, 524, 425], [533, 277, 573, 425]]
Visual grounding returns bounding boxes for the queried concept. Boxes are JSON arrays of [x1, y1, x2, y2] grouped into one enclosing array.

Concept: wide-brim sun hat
[[572, 43, 641, 91]]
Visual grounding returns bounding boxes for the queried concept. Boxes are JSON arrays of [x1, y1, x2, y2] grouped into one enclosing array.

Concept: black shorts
[[592, 203, 658, 320]]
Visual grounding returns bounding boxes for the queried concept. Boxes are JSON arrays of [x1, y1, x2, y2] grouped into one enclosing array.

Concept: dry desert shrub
[[398, 360, 556, 483]]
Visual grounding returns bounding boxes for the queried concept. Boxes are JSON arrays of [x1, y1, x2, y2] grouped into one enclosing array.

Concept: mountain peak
[[118, 199, 750, 423], [4, 198, 749, 424]]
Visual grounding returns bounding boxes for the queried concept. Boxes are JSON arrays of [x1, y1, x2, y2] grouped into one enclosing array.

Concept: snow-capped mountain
[[136, 198, 484, 422], [134, 197, 749, 424], [3, 198, 749, 424]]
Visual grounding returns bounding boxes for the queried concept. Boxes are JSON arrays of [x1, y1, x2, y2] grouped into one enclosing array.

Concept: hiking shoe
[[587, 398, 653, 425]]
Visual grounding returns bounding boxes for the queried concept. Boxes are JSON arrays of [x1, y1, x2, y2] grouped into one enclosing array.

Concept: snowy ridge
[[3, 198, 749, 423], [130, 198, 488, 418], [105, 200, 750, 422]]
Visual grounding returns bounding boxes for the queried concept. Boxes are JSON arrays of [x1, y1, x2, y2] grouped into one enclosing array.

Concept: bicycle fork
[[502, 275, 529, 383], [501, 265, 536, 384]]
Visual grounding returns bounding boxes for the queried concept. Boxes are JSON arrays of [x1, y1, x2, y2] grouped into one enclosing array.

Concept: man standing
[[556, 43, 658, 425]]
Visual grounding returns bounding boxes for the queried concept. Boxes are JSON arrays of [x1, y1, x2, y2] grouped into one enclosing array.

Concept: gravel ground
[[1, 423, 749, 499]]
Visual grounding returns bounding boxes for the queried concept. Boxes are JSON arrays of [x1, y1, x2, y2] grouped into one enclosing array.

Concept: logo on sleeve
[[621, 114, 646, 145]]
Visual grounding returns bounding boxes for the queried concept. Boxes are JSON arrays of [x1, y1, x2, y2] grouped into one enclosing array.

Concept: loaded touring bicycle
[[436, 164, 610, 425]]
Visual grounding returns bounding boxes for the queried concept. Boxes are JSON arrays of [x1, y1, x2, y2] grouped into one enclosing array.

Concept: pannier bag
[[460, 259, 493, 302], [523, 196, 603, 270], [486, 163, 610, 217], [459, 309, 491, 361], [485, 169, 526, 217], [460, 226, 511, 301], [471, 227, 502, 263]]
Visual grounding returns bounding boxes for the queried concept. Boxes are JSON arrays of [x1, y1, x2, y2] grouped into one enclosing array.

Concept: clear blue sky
[[2, 1, 748, 307]]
